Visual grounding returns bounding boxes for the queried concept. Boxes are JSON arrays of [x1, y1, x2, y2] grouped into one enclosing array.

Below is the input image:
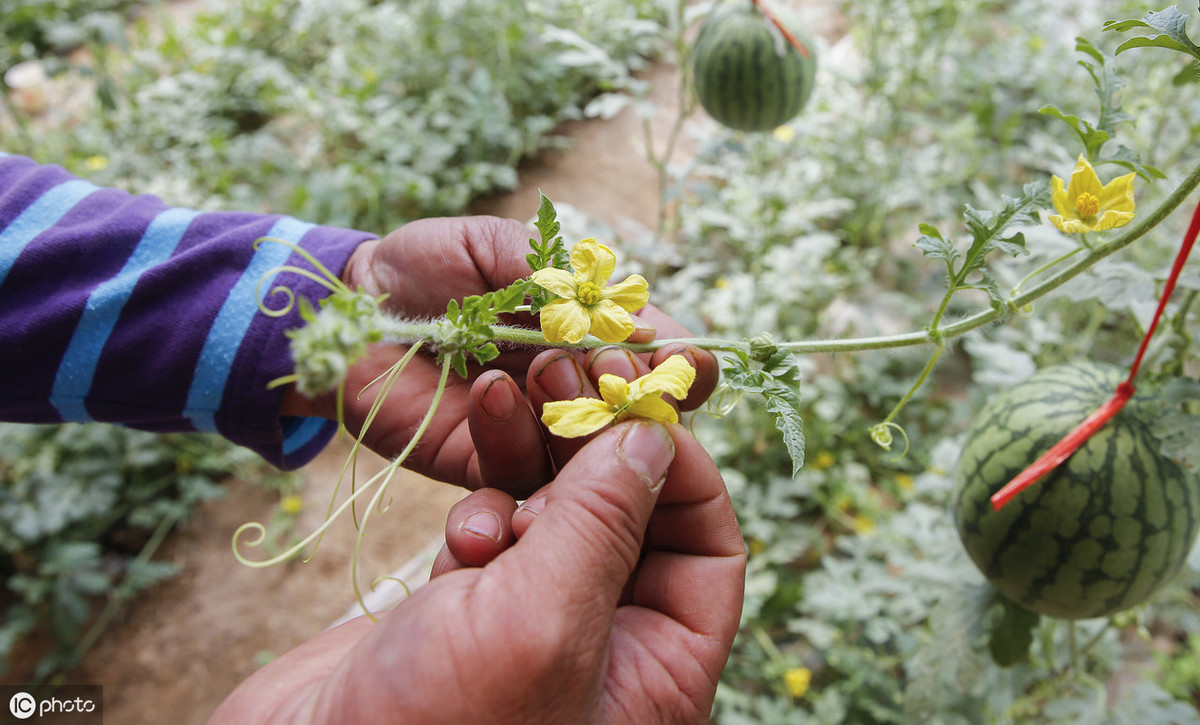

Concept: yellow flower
[[280, 494, 303, 516], [784, 667, 812, 699], [531, 239, 649, 344], [852, 514, 876, 534], [85, 155, 108, 171], [541, 355, 696, 438], [773, 125, 796, 143], [895, 473, 914, 492], [812, 450, 835, 471], [1049, 155, 1135, 234]]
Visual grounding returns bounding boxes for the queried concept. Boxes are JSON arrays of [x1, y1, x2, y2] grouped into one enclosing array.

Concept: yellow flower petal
[[539, 298, 591, 344], [586, 299, 637, 342], [600, 274, 650, 313], [1092, 210, 1136, 231], [630, 355, 696, 401], [530, 267, 577, 298], [1049, 155, 1136, 234], [623, 396, 679, 425], [596, 373, 633, 407], [570, 238, 617, 287], [1098, 171, 1136, 214], [784, 667, 812, 698], [1050, 175, 1072, 218], [541, 398, 616, 437], [1068, 155, 1104, 200]]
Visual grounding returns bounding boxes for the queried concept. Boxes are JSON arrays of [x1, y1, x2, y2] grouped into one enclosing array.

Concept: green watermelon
[[954, 361, 1200, 620], [691, 1, 818, 132]]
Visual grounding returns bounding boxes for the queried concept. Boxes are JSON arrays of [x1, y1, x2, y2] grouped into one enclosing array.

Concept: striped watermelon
[[954, 361, 1200, 620], [691, 1, 818, 132]]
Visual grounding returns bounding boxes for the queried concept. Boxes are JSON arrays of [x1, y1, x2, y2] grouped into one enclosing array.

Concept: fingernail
[[588, 346, 639, 380], [617, 422, 675, 493], [535, 353, 586, 399], [479, 374, 517, 422], [460, 511, 502, 543], [627, 316, 656, 344], [516, 493, 546, 517]]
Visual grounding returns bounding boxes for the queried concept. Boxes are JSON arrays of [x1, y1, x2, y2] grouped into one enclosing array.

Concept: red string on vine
[[990, 193, 1200, 512], [751, 0, 812, 59]]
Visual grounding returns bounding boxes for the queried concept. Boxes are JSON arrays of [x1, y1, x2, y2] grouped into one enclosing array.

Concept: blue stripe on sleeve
[[50, 207, 201, 422], [281, 416, 329, 456], [185, 217, 315, 432], [0, 178, 98, 289]]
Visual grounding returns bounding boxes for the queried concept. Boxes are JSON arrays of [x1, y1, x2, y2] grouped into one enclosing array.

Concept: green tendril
[[351, 355, 452, 622]]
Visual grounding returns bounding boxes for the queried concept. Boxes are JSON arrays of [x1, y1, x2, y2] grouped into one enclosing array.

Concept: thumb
[[500, 420, 675, 612]]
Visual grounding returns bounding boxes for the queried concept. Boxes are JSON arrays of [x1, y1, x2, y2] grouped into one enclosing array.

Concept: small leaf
[[988, 595, 1040, 667], [1107, 6, 1200, 61]]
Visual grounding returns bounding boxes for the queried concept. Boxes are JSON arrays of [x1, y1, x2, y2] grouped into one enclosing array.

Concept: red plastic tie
[[752, 0, 812, 59], [990, 192, 1200, 512]]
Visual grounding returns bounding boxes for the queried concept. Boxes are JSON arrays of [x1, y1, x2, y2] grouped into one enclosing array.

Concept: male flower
[[541, 355, 696, 437], [531, 239, 649, 344], [1049, 155, 1135, 234]]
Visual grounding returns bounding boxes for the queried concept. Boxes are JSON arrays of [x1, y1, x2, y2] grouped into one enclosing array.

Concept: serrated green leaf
[[534, 190, 562, 245], [914, 225, 959, 273], [1107, 6, 1200, 61], [988, 596, 1039, 667], [721, 348, 805, 476], [765, 394, 805, 476], [1101, 145, 1168, 181], [1040, 104, 1110, 158]]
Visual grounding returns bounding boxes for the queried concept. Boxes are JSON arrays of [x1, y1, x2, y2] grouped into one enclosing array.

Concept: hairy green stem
[[373, 159, 1200, 363]]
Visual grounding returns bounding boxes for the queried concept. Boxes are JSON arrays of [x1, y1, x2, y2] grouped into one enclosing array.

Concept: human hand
[[210, 420, 745, 724], [282, 216, 720, 497]]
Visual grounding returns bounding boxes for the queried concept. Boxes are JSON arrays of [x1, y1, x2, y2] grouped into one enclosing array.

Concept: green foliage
[[4, 0, 667, 232], [439, 280, 531, 378], [525, 191, 571, 313], [0, 423, 293, 681], [621, 0, 1200, 721], [1106, 4, 1200, 61], [721, 339, 806, 475], [915, 182, 1050, 312]]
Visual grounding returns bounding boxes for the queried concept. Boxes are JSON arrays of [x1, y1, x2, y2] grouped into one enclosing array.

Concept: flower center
[[1075, 191, 1100, 218], [576, 281, 603, 306]]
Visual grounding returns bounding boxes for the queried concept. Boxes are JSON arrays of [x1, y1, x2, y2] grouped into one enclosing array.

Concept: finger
[[634, 303, 692, 339], [630, 425, 745, 670], [489, 421, 675, 622], [467, 370, 553, 498], [511, 488, 548, 538], [525, 349, 599, 464], [625, 312, 657, 345], [585, 345, 652, 384], [651, 343, 720, 411], [429, 544, 462, 578], [348, 216, 535, 317], [439, 488, 518, 569]]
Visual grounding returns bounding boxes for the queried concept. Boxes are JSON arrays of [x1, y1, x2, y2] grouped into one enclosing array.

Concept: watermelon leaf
[[1105, 6, 1200, 62], [954, 182, 1047, 286], [525, 192, 570, 314], [988, 594, 1040, 667], [723, 345, 805, 475]]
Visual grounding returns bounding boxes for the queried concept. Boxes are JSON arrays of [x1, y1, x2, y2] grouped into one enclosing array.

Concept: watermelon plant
[[954, 361, 1200, 620], [691, 0, 818, 132]]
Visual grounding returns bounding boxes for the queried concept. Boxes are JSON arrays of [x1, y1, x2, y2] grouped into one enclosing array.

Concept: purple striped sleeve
[[0, 154, 377, 469]]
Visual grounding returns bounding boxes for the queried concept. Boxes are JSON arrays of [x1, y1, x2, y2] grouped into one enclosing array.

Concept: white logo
[[8, 691, 36, 719]]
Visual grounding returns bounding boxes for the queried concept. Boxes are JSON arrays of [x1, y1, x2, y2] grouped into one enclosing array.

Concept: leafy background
[[3, 0, 1200, 722]]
